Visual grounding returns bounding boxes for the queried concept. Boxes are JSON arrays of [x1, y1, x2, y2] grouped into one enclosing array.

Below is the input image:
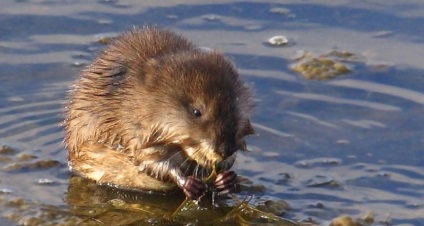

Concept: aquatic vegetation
[[291, 51, 355, 80], [0, 172, 298, 225]]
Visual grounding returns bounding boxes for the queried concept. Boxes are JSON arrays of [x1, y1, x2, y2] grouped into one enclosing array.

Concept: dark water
[[0, 1, 423, 225]]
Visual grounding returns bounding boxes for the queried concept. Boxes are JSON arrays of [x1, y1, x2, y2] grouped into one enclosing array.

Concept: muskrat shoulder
[[64, 27, 254, 199]]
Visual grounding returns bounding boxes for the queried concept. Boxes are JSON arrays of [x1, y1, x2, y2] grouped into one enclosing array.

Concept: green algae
[[291, 51, 356, 80]]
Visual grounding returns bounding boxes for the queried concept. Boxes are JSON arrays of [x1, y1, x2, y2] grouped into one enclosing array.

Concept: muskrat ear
[[104, 66, 127, 94]]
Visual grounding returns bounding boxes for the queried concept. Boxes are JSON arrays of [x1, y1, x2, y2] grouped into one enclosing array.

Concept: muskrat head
[[134, 51, 254, 167]]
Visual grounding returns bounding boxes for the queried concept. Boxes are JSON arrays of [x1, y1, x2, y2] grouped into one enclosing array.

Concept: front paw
[[182, 176, 207, 200], [214, 171, 237, 194]]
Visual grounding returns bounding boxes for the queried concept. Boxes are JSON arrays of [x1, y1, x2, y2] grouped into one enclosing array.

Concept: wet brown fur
[[63, 27, 253, 193]]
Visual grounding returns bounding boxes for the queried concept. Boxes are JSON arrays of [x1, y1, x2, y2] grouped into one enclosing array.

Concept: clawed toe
[[214, 171, 237, 194]]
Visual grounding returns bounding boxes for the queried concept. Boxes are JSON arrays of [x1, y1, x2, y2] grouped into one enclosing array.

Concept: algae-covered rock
[[330, 215, 357, 226], [291, 50, 356, 80], [0, 145, 18, 155], [3, 159, 61, 172], [330, 212, 375, 226], [256, 199, 291, 216]]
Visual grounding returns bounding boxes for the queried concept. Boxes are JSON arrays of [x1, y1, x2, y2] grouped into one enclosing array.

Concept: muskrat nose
[[223, 146, 237, 158], [216, 138, 238, 158]]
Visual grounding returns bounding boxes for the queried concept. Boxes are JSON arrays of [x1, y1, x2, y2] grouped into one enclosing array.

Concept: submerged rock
[[330, 215, 357, 226], [330, 212, 375, 226], [265, 35, 290, 47], [0, 145, 18, 155], [3, 159, 61, 172], [256, 199, 290, 216]]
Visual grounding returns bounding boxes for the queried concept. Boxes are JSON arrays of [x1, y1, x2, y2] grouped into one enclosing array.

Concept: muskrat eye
[[192, 109, 202, 117]]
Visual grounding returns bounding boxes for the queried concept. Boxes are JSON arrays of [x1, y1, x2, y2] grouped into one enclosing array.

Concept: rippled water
[[0, 0, 423, 225]]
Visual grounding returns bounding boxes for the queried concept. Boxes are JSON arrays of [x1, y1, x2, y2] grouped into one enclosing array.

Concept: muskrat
[[63, 27, 254, 200]]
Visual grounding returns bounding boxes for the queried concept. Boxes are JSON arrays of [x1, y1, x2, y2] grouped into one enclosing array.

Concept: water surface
[[0, 0, 423, 225]]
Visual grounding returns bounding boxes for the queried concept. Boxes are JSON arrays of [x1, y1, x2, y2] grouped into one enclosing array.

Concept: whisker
[[194, 163, 198, 178], [166, 146, 184, 162], [201, 166, 205, 179], [183, 159, 194, 176], [179, 153, 193, 167]]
